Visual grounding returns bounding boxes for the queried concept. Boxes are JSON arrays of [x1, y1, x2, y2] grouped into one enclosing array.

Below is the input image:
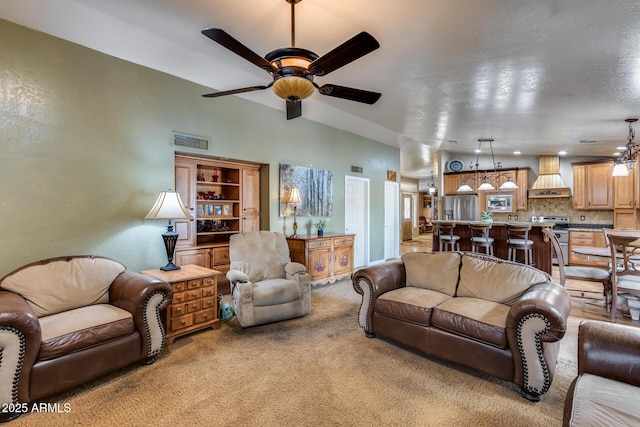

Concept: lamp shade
[[289, 186, 302, 204], [612, 161, 630, 177], [499, 179, 518, 190], [477, 181, 496, 191], [457, 183, 474, 192], [145, 190, 192, 220]]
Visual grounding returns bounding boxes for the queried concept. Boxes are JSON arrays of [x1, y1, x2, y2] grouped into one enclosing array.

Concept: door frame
[[384, 181, 400, 260], [344, 175, 370, 268]]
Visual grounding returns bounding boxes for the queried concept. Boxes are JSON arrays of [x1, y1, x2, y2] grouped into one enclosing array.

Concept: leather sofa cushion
[[401, 252, 461, 296], [229, 231, 291, 282], [431, 297, 510, 348], [376, 287, 452, 326], [38, 304, 134, 361], [457, 255, 547, 304], [252, 279, 302, 307], [1, 257, 125, 317], [568, 373, 640, 426]]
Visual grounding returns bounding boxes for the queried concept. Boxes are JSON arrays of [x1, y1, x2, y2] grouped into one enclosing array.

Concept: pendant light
[[612, 118, 639, 177]]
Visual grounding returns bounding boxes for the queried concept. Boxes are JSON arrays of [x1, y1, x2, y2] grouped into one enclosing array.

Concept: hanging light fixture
[[456, 138, 518, 192], [427, 171, 437, 194], [612, 118, 639, 177]]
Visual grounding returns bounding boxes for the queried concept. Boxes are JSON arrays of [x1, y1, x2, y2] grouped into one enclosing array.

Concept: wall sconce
[[288, 185, 302, 237], [145, 190, 193, 271]]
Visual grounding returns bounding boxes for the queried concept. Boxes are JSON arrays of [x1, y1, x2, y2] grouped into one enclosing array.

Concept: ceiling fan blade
[[319, 84, 381, 104], [202, 86, 269, 98], [310, 32, 380, 76], [201, 28, 275, 72], [286, 98, 302, 120]]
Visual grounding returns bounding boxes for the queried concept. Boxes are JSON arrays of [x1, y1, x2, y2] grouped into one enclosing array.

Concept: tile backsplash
[[491, 197, 614, 224]]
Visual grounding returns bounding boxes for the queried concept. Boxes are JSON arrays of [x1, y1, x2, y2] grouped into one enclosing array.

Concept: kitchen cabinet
[[568, 230, 608, 267], [515, 169, 529, 211], [613, 159, 639, 229], [572, 161, 613, 210], [443, 174, 462, 195]]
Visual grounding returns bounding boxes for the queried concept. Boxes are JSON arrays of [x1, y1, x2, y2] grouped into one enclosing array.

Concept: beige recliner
[[226, 231, 311, 327]]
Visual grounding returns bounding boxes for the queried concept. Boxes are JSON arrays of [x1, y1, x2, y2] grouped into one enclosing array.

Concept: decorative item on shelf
[[198, 172, 206, 182], [315, 218, 328, 236], [212, 168, 219, 182], [145, 189, 193, 271], [612, 118, 638, 176], [481, 211, 493, 223], [288, 185, 302, 238], [457, 138, 518, 192]]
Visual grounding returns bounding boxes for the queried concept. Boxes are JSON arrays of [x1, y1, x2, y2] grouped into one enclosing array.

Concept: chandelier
[[457, 138, 518, 192], [612, 118, 639, 177]]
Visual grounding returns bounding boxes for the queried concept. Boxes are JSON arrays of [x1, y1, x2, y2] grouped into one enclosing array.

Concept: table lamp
[[289, 185, 302, 238], [145, 190, 192, 271]]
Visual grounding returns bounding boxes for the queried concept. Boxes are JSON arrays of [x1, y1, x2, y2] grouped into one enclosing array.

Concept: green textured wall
[[0, 19, 399, 275]]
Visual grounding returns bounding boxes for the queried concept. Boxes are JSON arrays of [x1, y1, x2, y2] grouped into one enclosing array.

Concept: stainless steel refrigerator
[[443, 195, 479, 221]]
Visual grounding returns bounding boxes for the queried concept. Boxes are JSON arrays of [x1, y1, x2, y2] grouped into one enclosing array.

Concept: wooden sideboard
[[141, 264, 221, 345], [286, 233, 355, 285]]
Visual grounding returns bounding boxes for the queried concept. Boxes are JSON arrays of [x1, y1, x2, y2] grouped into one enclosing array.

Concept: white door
[[345, 176, 369, 268], [384, 181, 400, 260]]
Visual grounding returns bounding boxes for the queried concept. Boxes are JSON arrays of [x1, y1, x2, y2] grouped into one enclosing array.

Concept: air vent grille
[[578, 140, 599, 144], [173, 132, 210, 150]]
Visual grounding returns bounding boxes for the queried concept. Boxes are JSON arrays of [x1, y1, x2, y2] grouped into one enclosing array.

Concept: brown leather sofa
[[352, 251, 572, 401], [563, 320, 640, 426], [0, 256, 173, 422]]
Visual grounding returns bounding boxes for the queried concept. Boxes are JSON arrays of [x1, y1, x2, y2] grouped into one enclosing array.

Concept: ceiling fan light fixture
[[272, 75, 315, 100]]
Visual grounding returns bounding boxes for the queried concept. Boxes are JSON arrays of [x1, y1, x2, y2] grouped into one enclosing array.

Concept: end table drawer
[[188, 279, 203, 289], [173, 291, 187, 304], [172, 314, 194, 330], [171, 303, 188, 317], [185, 289, 202, 301], [195, 308, 215, 324], [202, 286, 216, 298], [187, 300, 202, 313], [203, 276, 216, 287], [173, 281, 187, 292], [202, 296, 215, 310]]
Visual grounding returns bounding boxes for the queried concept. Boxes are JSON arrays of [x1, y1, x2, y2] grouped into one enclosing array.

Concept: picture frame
[[206, 204, 214, 216], [214, 204, 222, 216]]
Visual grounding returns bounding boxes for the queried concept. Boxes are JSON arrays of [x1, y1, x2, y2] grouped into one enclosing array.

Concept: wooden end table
[[141, 264, 222, 345]]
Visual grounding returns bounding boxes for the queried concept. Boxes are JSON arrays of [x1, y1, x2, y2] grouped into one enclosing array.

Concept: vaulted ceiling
[[3, 0, 640, 178]]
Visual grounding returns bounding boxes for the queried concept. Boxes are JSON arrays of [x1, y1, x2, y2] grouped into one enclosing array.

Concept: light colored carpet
[[12, 279, 574, 426]]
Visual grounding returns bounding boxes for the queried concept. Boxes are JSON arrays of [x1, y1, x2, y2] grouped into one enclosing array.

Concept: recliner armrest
[[577, 320, 640, 387], [227, 269, 250, 284], [284, 262, 306, 277]]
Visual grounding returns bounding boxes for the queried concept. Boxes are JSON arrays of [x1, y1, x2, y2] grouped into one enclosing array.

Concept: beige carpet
[[13, 279, 574, 426]]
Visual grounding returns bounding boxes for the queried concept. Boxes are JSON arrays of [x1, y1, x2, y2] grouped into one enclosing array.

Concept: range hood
[[528, 155, 571, 198]]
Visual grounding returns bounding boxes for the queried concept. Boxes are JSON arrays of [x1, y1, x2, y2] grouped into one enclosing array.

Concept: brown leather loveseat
[[0, 256, 173, 422], [563, 320, 640, 426], [352, 251, 572, 401]]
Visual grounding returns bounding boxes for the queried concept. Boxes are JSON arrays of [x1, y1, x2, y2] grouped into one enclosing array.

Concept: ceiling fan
[[201, 0, 381, 120]]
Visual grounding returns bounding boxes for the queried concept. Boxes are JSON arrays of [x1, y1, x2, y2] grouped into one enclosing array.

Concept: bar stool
[[506, 223, 534, 265], [468, 222, 494, 255], [437, 222, 460, 251]]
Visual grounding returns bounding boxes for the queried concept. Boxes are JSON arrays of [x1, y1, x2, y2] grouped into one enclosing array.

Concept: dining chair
[[542, 228, 611, 309], [606, 231, 640, 322]]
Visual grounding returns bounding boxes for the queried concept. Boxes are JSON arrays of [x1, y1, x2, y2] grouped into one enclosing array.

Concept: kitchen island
[[431, 220, 555, 275]]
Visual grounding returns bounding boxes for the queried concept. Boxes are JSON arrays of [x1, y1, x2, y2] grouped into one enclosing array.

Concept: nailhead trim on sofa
[[517, 312, 552, 398]]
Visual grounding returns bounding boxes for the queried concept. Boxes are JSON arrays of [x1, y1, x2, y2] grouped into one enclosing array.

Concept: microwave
[[486, 194, 513, 212]]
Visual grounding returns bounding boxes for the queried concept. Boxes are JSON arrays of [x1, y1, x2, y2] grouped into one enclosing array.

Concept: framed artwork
[[223, 204, 231, 216], [387, 170, 397, 181], [206, 204, 214, 216], [214, 204, 222, 216], [279, 163, 333, 217]]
